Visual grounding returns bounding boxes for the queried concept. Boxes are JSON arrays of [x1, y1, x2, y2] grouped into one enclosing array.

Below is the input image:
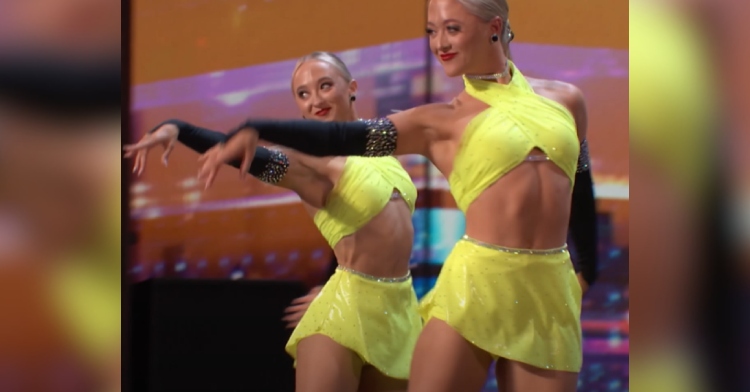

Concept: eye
[[447, 25, 460, 33], [425, 28, 435, 36], [297, 91, 309, 99], [320, 82, 333, 90]]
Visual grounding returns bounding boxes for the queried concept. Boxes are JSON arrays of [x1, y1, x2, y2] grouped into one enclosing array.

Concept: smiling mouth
[[314, 108, 331, 116], [439, 53, 457, 61]]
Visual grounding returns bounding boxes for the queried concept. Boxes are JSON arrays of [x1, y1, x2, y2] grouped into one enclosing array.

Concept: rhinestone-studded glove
[[151, 119, 289, 184]]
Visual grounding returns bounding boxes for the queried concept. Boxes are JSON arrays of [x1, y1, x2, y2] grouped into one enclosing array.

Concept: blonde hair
[[291, 51, 353, 92], [457, 0, 513, 57]]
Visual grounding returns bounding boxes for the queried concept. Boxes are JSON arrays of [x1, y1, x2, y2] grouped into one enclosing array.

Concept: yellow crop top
[[313, 156, 417, 248], [448, 61, 581, 212]]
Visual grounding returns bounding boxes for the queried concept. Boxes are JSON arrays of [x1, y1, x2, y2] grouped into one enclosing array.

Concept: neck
[[465, 55, 512, 84], [345, 109, 358, 121]]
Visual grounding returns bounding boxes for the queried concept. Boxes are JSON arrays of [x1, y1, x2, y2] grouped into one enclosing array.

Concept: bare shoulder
[[527, 77, 584, 106], [386, 102, 457, 155], [527, 77, 587, 139], [390, 102, 455, 130]]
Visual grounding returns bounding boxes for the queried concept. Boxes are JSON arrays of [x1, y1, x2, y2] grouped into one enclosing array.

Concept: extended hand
[[196, 128, 259, 189], [123, 123, 179, 176], [282, 286, 322, 329]]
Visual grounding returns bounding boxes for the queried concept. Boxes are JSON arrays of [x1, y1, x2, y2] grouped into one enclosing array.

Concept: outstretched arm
[[153, 119, 292, 185], [153, 120, 334, 208], [225, 103, 450, 158], [565, 88, 600, 289]]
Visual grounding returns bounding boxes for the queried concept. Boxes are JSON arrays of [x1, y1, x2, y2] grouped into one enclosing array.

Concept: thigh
[[296, 334, 363, 392], [496, 358, 579, 392], [409, 318, 492, 392], [358, 366, 407, 392]]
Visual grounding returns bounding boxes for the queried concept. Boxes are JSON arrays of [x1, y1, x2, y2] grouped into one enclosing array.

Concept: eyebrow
[[426, 18, 461, 26]]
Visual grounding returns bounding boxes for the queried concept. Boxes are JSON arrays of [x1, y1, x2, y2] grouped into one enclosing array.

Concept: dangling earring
[[491, 34, 499, 43], [506, 20, 514, 42], [350, 96, 356, 102]]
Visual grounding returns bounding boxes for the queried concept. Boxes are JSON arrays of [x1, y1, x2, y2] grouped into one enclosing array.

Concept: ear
[[348, 79, 358, 98], [489, 16, 503, 35]]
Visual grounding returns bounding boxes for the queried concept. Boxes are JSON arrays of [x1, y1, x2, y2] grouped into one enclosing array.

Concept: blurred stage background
[[128, 0, 628, 390]]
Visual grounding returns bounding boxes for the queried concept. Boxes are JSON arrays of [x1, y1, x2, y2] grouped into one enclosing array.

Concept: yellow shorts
[[286, 266, 422, 380], [419, 236, 583, 372]]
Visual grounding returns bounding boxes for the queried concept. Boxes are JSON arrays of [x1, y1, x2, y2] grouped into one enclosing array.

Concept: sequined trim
[[577, 139, 590, 173], [258, 149, 290, 184], [362, 118, 397, 157], [461, 235, 567, 255], [337, 266, 411, 283], [525, 155, 551, 162]]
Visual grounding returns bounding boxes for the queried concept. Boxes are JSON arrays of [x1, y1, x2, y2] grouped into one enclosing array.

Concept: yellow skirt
[[419, 236, 583, 372], [286, 266, 422, 380]]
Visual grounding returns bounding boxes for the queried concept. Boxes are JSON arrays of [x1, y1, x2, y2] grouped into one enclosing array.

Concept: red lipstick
[[439, 53, 457, 61], [314, 108, 331, 117]]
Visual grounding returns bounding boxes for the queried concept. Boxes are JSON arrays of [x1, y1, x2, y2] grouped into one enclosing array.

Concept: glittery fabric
[[460, 234, 568, 254], [452, 61, 580, 212], [361, 118, 398, 157], [577, 139, 591, 173], [313, 156, 416, 248], [256, 149, 290, 184], [337, 265, 411, 283], [419, 237, 583, 372], [286, 267, 422, 379]]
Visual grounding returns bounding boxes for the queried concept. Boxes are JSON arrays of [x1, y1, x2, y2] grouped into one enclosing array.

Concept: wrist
[[228, 124, 259, 141], [149, 120, 180, 136]]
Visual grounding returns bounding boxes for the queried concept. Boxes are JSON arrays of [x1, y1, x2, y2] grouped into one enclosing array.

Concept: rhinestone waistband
[[461, 235, 568, 255], [336, 266, 411, 283]]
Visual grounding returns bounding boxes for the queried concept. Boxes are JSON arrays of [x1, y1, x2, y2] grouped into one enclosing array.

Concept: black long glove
[[569, 141, 599, 287], [153, 119, 289, 183], [227, 118, 398, 157]]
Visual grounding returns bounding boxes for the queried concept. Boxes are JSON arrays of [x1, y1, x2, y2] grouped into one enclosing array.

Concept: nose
[[311, 93, 326, 109], [437, 31, 450, 52]]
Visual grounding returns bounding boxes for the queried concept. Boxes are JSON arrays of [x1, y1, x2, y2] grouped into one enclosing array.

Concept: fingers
[[137, 150, 147, 176], [283, 313, 303, 322], [123, 137, 160, 151], [204, 167, 218, 189], [133, 153, 138, 173], [162, 139, 176, 167], [199, 144, 222, 164], [239, 146, 252, 180], [197, 149, 212, 165], [132, 151, 144, 175], [289, 294, 316, 306], [284, 303, 309, 314], [197, 160, 220, 190], [284, 318, 301, 329], [282, 289, 320, 328], [197, 146, 221, 188], [282, 309, 306, 329]]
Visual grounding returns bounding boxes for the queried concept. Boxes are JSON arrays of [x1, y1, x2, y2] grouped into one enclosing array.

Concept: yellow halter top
[[448, 61, 581, 212], [314, 156, 417, 248]]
